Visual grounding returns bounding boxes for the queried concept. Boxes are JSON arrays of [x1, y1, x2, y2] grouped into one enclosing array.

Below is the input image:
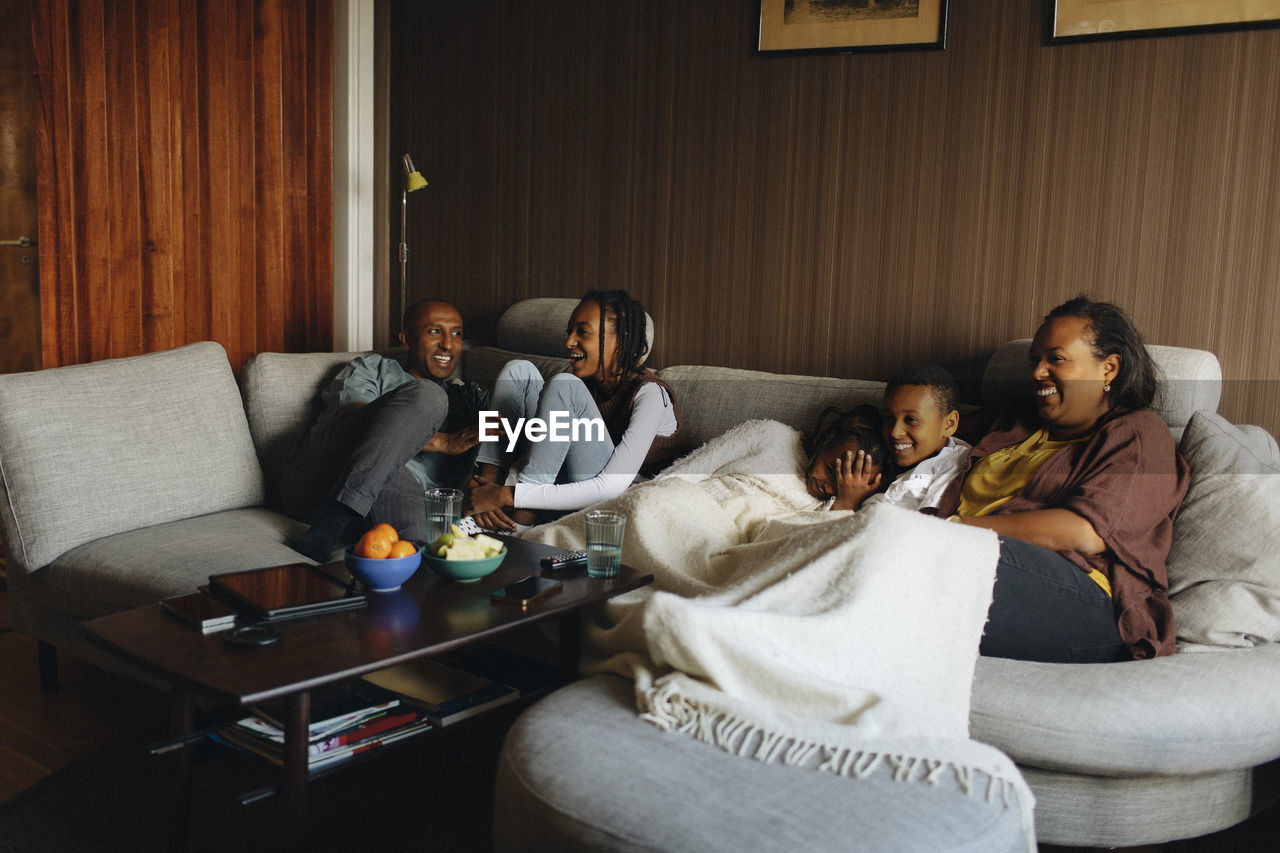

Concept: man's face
[[400, 302, 463, 381]]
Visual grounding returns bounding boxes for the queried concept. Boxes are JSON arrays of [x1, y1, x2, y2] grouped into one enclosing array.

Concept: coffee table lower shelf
[[220, 644, 564, 805]]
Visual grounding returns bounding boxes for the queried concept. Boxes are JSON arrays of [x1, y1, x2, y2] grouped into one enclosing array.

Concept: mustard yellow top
[[957, 427, 1112, 597]]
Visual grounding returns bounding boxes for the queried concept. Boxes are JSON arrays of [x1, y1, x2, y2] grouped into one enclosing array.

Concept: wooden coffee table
[[81, 535, 652, 849]]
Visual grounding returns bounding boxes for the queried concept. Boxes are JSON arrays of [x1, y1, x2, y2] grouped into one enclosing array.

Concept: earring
[[1104, 383, 1112, 393]]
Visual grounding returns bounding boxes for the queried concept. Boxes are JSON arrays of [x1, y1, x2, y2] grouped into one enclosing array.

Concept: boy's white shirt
[[862, 435, 971, 513]]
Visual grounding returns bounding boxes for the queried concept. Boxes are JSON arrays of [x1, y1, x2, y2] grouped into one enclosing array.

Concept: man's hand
[[422, 425, 480, 456], [466, 481, 514, 515], [465, 481, 519, 531], [472, 509, 518, 532], [830, 449, 881, 512]]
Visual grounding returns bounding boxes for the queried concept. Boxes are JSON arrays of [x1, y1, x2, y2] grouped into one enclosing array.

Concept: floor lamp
[[400, 154, 429, 327]]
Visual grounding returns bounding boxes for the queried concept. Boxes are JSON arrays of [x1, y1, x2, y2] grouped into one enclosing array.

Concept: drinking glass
[[425, 488, 463, 544], [584, 510, 626, 578]]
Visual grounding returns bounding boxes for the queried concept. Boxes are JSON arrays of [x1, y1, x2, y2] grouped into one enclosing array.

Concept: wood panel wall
[[0, 0, 41, 375], [391, 0, 1280, 436], [30, 0, 333, 374]]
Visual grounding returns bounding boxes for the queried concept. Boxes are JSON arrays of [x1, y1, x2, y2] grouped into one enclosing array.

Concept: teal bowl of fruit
[[423, 530, 507, 582]]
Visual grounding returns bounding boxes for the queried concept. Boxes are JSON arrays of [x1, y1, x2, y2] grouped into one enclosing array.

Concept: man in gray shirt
[[282, 299, 487, 561]]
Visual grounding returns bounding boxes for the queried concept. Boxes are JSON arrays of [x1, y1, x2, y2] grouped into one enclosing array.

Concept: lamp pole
[[399, 154, 429, 326]]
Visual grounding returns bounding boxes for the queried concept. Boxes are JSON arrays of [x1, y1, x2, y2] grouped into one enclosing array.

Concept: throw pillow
[[1167, 410, 1280, 648]]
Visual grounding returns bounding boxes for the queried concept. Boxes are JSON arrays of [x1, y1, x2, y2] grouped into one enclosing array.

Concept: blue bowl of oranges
[[343, 523, 422, 592]]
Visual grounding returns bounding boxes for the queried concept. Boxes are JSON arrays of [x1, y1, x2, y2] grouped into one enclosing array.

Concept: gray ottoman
[[493, 674, 1031, 852]]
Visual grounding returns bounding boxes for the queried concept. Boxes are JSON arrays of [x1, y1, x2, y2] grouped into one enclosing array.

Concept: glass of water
[[584, 510, 626, 578], [424, 488, 463, 545]]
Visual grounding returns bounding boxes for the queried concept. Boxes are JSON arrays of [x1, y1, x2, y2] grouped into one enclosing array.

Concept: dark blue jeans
[[980, 536, 1127, 663]]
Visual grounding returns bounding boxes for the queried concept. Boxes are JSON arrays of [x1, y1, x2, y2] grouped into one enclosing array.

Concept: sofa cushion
[[0, 342, 265, 573], [656, 365, 886, 450], [981, 339, 1222, 434], [969, 643, 1280, 777], [461, 345, 571, 396], [495, 674, 1031, 853], [494, 297, 653, 362], [6, 508, 309, 622], [1167, 410, 1280, 647], [241, 350, 365, 505]]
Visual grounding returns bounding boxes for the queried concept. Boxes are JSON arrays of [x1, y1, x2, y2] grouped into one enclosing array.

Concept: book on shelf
[[362, 658, 520, 727]]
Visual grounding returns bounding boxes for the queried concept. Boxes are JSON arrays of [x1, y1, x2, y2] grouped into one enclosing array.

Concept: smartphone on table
[[490, 576, 562, 609]]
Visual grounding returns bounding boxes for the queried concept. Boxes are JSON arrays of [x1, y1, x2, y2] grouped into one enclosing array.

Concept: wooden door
[[0, 0, 41, 374]]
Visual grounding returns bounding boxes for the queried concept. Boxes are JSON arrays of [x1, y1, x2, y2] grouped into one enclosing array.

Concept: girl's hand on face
[[829, 450, 881, 512]]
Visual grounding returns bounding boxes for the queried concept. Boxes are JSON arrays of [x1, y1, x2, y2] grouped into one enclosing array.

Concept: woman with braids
[[466, 290, 685, 531], [936, 296, 1190, 663]]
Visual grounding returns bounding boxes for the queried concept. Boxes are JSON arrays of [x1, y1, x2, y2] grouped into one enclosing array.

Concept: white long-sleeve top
[[511, 382, 679, 511]]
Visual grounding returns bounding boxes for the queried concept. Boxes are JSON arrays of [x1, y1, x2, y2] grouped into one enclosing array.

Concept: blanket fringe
[[642, 685, 1022, 814]]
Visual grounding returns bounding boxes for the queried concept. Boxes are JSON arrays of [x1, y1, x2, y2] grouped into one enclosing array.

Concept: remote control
[[540, 550, 588, 571]]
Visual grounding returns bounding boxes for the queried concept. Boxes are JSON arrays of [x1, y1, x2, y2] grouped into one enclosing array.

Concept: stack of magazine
[[215, 661, 521, 772], [216, 680, 432, 772]]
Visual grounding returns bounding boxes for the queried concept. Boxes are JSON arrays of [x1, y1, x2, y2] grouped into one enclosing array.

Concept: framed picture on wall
[[758, 1, 948, 54], [1051, 0, 1280, 42]]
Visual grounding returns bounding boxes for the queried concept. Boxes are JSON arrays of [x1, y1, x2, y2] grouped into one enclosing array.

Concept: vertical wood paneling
[[392, 0, 1280, 435], [31, 0, 332, 374], [0, 0, 42, 375]]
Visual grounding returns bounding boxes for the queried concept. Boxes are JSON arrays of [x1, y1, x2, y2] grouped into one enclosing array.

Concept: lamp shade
[[402, 153, 429, 192]]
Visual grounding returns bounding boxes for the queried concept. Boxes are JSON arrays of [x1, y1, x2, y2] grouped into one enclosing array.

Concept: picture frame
[[1050, 0, 1280, 43], [758, 1, 948, 54]]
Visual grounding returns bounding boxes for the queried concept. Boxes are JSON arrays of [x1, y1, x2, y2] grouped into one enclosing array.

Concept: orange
[[355, 523, 399, 559], [388, 539, 417, 559]]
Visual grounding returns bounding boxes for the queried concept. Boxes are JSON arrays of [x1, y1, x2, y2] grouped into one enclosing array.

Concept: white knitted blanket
[[527, 420, 1035, 845]]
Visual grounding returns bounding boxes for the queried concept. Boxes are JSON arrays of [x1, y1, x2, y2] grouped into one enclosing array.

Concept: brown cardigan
[[593, 368, 687, 476], [937, 407, 1190, 659]]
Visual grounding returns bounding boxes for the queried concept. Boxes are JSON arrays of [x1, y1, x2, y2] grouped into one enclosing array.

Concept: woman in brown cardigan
[[937, 297, 1189, 662]]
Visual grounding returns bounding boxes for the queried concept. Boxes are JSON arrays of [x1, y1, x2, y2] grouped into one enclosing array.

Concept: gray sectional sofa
[[1, 297, 1278, 849]]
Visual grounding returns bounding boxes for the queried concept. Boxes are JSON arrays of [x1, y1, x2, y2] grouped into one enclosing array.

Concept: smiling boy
[[866, 364, 971, 513]]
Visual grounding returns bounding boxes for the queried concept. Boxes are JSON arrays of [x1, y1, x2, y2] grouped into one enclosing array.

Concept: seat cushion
[[5, 506, 311, 683], [0, 342, 265, 572], [6, 507, 310, 626], [1019, 761, 1273, 848], [969, 643, 1280, 776], [494, 674, 1031, 853]]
